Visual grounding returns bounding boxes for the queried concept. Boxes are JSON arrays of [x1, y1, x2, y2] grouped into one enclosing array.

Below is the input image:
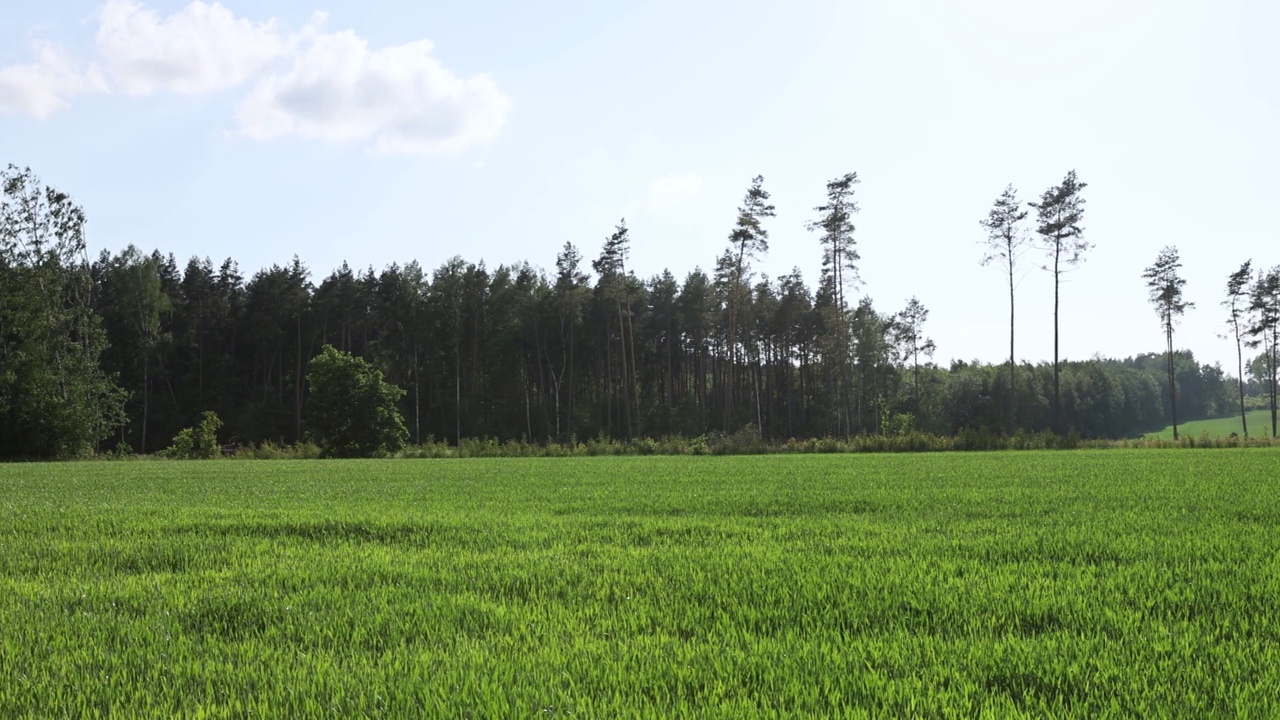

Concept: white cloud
[[236, 31, 509, 154], [95, 0, 289, 96], [646, 173, 703, 212], [0, 41, 106, 118], [0, 1, 508, 154]]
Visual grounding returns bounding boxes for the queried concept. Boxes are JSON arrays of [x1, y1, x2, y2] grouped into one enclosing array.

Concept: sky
[[2, 0, 1278, 373]]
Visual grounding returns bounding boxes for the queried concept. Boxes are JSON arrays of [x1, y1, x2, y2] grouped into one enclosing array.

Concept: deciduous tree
[[306, 345, 407, 457], [0, 165, 124, 458]]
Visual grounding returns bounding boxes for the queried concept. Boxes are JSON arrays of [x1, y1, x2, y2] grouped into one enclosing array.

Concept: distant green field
[[1146, 408, 1275, 439], [2, 453, 1278, 718]]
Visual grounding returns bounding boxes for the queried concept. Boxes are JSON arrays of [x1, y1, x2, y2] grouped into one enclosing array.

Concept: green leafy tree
[[368, 261, 428, 444], [306, 345, 407, 457], [99, 246, 171, 453], [1142, 247, 1194, 439], [161, 410, 223, 459], [0, 165, 124, 458], [1224, 260, 1254, 436], [979, 184, 1030, 434], [1029, 170, 1089, 434]]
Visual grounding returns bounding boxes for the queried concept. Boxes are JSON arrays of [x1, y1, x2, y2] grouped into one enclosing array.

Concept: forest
[[2, 164, 1278, 459]]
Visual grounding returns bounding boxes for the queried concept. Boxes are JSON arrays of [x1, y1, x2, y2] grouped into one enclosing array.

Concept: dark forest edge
[[89, 428, 1280, 462], [3, 164, 1279, 460]]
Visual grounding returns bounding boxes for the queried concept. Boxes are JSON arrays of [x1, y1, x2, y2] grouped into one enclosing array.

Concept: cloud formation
[[96, 1, 289, 96], [646, 173, 703, 212], [237, 32, 508, 154], [0, 1, 508, 154], [0, 41, 107, 119]]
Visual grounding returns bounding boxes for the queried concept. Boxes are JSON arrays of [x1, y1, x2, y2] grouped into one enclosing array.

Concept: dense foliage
[[3, 165, 1275, 456], [0, 166, 123, 459], [2, 453, 1278, 716], [79, 245, 1243, 452], [305, 345, 408, 458]]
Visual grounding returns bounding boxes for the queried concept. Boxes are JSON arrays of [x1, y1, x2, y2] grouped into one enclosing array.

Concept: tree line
[[2, 163, 1276, 459]]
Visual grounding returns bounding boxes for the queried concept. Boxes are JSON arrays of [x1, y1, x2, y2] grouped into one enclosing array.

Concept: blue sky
[[3, 0, 1278, 372]]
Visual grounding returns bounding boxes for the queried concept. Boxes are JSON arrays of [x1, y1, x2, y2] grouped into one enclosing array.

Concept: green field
[[2, 453, 1278, 718], [1146, 409, 1276, 439]]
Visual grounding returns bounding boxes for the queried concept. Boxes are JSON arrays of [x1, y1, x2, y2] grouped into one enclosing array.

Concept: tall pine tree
[[1029, 170, 1089, 434]]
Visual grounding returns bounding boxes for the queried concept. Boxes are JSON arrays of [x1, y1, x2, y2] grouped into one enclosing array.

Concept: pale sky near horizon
[[2, 0, 1277, 374]]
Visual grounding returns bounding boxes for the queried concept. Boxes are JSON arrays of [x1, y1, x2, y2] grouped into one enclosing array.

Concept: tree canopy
[[1, 163, 1270, 457], [306, 345, 408, 458], [0, 165, 123, 459]]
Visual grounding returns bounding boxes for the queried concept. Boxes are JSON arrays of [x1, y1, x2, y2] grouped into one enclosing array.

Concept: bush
[[232, 441, 322, 460], [159, 411, 223, 459], [707, 424, 768, 455]]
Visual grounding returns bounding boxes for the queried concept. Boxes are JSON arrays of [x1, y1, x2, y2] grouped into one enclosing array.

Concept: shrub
[[159, 411, 223, 459]]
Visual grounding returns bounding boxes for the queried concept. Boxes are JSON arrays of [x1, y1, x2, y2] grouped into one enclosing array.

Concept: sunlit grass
[[2, 452, 1278, 717], [1145, 408, 1274, 439]]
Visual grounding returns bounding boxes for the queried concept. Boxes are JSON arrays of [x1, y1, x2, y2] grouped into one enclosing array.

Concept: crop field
[[2, 452, 1278, 718], [1146, 409, 1276, 440]]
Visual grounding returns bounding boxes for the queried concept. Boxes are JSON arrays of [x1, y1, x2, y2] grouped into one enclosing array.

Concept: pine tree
[[593, 221, 638, 438], [892, 297, 936, 418], [979, 184, 1030, 434], [807, 172, 861, 439], [723, 176, 775, 431], [1247, 267, 1280, 438], [1029, 170, 1089, 434], [1142, 247, 1194, 440], [1224, 261, 1253, 437]]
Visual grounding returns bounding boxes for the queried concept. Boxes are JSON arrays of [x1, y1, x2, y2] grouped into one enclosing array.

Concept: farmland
[[2, 452, 1278, 718], [1146, 408, 1275, 440]]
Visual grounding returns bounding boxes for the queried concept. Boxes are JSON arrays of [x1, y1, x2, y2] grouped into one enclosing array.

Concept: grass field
[[1145, 408, 1276, 439], [2, 453, 1278, 718]]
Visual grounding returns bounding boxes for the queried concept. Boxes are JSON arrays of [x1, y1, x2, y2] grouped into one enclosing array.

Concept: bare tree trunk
[[1053, 240, 1062, 435], [626, 300, 640, 437], [616, 301, 632, 440], [604, 322, 613, 437], [725, 302, 736, 432], [142, 354, 149, 454], [197, 307, 204, 398], [414, 347, 421, 445], [1234, 321, 1248, 437], [747, 351, 757, 427], [1009, 258, 1016, 435], [455, 344, 461, 447], [553, 368, 561, 440], [295, 312, 302, 443], [1270, 328, 1278, 438], [524, 367, 532, 441], [670, 311, 680, 412], [1167, 322, 1179, 440]]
